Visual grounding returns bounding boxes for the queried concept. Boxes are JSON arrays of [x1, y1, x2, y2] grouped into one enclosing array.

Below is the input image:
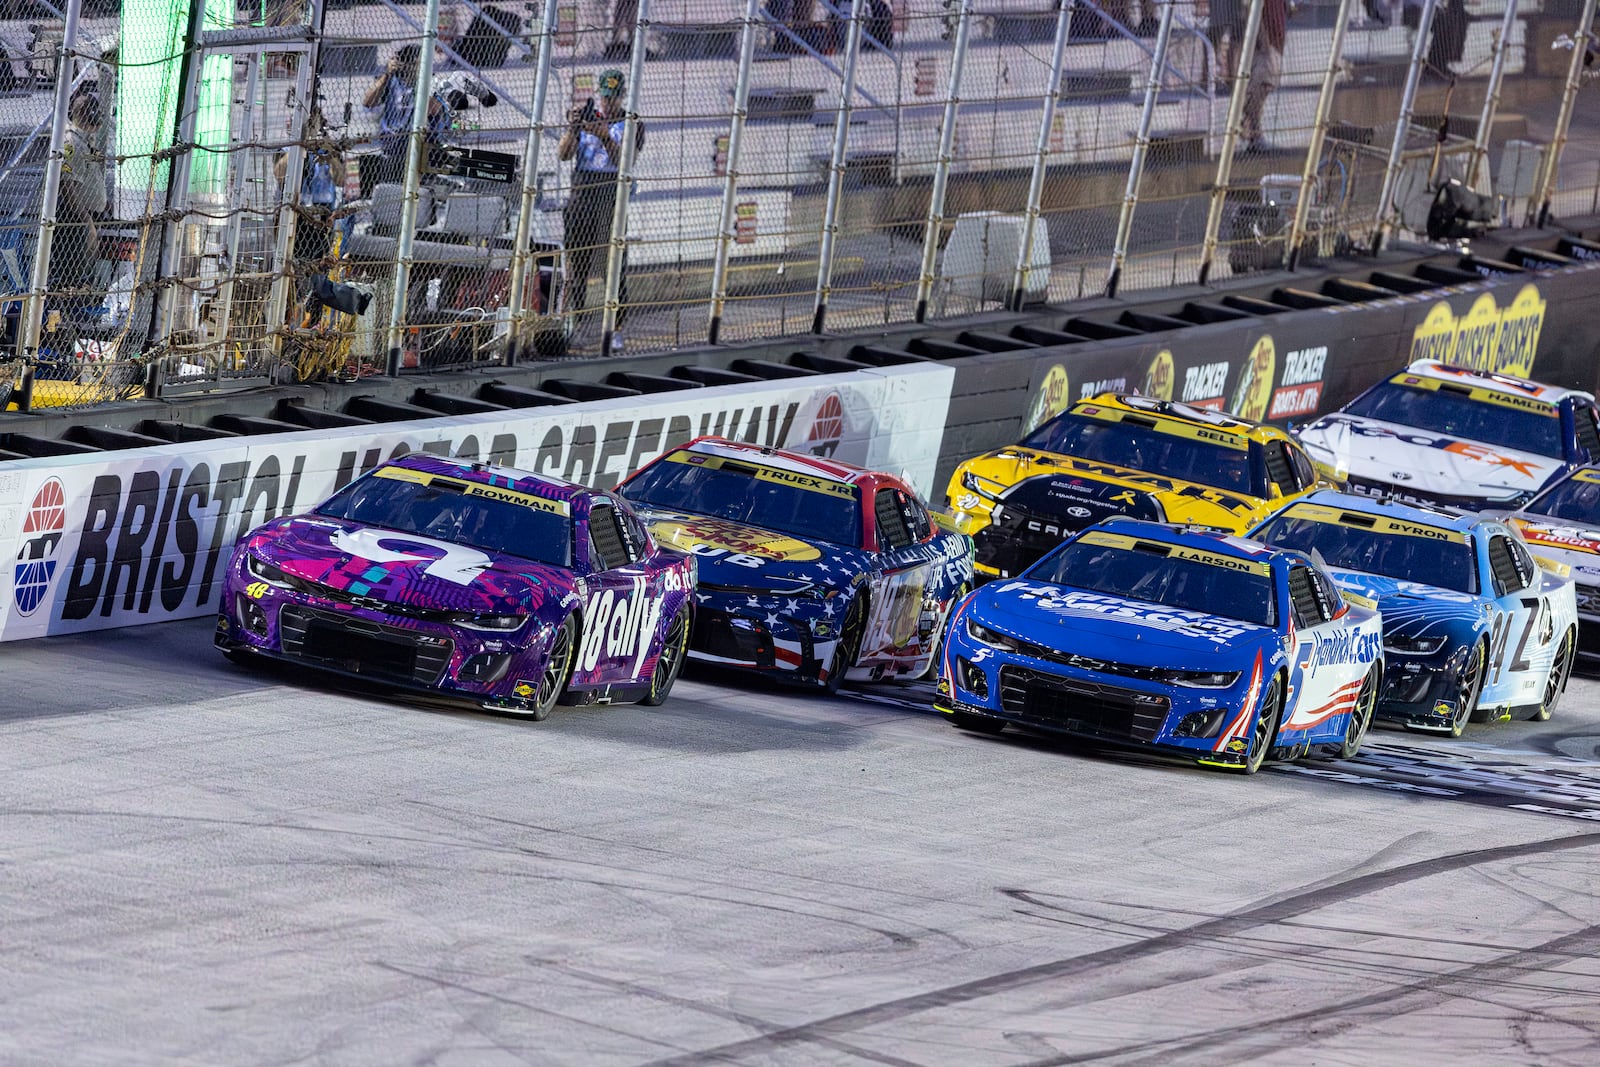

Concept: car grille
[[693, 611, 777, 669], [1344, 476, 1490, 512], [1575, 584, 1600, 618], [1580, 622, 1600, 659], [278, 605, 454, 686], [998, 665, 1169, 742], [973, 511, 1082, 578]]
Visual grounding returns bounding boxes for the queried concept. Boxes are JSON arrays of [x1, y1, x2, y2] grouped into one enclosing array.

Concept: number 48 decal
[[1488, 598, 1548, 686]]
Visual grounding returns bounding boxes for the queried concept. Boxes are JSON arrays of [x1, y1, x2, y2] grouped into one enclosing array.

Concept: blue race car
[[1250, 490, 1578, 736], [937, 519, 1384, 774]]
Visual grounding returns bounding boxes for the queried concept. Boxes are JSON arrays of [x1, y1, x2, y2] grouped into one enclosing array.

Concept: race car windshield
[[317, 475, 572, 566], [620, 456, 862, 547], [1343, 381, 1564, 458], [1033, 541, 1276, 627], [1525, 473, 1600, 524], [1252, 515, 1477, 594], [1021, 414, 1256, 495]]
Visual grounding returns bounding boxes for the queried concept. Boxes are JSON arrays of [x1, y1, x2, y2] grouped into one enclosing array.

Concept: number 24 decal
[[1488, 598, 1547, 685]]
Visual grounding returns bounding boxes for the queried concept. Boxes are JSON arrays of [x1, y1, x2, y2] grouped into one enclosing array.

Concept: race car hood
[[973, 579, 1274, 666], [636, 508, 865, 596], [243, 516, 576, 616], [1324, 568, 1484, 632], [982, 447, 1258, 526], [1297, 414, 1562, 504]]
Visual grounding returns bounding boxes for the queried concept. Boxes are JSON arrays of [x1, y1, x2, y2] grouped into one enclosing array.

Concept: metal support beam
[[1198, 0, 1265, 285], [14, 0, 82, 413], [148, 0, 211, 368], [1008, 0, 1076, 311], [504, 0, 561, 364], [384, 0, 442, 377], [1533, 0, 1599, 227], [913, 0, 974, 324], [598, 0, 653, 356], [1370, 0, 1438, 254], [708, 0, 764, 346], [1467, 0, 1519, 190], [1287, 0, 1353, 270], [266, 0, 327, 364], [810, 3, 865, 335], [1107, 0, 1176, 299]]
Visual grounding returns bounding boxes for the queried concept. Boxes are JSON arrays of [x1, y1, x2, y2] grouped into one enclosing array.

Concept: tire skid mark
[[639, 832, 1600, 1066], [1049, 923, 1600, 1067]]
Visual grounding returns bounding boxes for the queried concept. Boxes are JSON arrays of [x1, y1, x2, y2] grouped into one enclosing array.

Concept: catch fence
[[0, 0, 1593, 410]]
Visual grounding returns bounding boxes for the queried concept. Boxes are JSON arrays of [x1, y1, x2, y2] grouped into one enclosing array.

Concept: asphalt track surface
[[4, 620, 1600, 1065]]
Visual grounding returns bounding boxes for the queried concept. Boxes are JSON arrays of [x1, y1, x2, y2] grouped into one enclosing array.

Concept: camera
[[578, 97, 598, 123], [434, 71, 497, 111]]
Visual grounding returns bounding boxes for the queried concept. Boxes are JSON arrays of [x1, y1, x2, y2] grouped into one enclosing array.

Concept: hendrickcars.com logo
[[1409, 284, 1545, 378]]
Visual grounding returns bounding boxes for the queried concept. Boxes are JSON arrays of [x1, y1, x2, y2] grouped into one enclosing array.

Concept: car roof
[[675, 435, 877, 485], [1400, 359, 1593, 406], [1093, 517, 1292, 567], [386, 452, 590, 508], [1284, 488, 1485, 534], [1069, 393, 1284, 444]]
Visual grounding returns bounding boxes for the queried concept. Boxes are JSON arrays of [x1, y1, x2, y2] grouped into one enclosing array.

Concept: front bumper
[[216, 586, 545, 711], [687, 594, 842, 686], [1374, 647, 1468, 729]]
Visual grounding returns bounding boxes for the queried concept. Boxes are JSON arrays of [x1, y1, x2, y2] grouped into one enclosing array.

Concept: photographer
[[557, 69, 644, 352], [363, 45, 451, 186]]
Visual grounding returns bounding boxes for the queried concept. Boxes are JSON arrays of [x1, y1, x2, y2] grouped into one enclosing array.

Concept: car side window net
[[1487, 536, 1523, 596], [1288, 567, 1325, 628], [1577, 407, 1600, 460], [1264, 442, 1296, 495], [876, 489, 913, 550], [589, 503, 631, 571]]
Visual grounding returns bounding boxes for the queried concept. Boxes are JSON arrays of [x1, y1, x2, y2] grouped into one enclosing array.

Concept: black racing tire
[[1334, 663, 1381, 760], [949, 710, 1005, 735], [639, 608, 690, 707], [823, 594, 867, 695], [1237, 676, 1282, 776], [1525, 627, 1576, 723], [1446, 640, 1487, 737], [528, 615, 576, 722]]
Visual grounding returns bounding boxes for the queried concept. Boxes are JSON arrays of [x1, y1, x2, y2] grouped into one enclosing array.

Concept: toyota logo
[[1390, 471, 1413, 481], [1065, 506, 1092, 518]]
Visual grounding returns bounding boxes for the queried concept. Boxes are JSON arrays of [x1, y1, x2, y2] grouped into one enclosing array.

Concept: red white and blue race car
[[618, 437, 973, 689], [216, 454, 696, 719], [937, 519, 1383, 774], [1293, 360, 1600, 511], [1506, 465, 1600, 662]]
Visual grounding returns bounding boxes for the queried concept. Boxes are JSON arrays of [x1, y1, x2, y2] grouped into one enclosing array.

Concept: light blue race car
[[936, 519, 1384, 774], [1250, 490, 1578, 737]]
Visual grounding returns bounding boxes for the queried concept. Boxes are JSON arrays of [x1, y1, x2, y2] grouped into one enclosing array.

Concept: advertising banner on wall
[[0, 365, 955, 641]]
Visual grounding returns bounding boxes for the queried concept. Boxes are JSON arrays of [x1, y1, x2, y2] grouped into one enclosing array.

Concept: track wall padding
[[0, 365, 953, 641], [933, 263, 1600, 497]]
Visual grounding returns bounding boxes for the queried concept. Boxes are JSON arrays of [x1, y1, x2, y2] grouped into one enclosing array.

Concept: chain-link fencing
[[1, 0, 1596, 410]]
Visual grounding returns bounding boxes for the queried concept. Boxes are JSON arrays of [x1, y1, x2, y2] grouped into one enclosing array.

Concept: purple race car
[[215, 453, 695, 719]]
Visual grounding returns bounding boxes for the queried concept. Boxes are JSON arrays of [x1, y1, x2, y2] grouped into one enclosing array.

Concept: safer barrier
[[0, 362, 953, 640]]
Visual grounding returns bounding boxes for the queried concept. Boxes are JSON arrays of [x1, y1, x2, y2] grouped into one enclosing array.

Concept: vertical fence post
[[707, 0, 763, 346], [213, 49, 261, 352], [1286, 0, 1353, 270], [913, 0, 974, 324], [811, 2, 865, 335], [14, 0, 83, 413], [264, 0, 327, 365], [1370, 0, 1438, 255], [384, 0, 442, 377], [1007, 0, 1075, 311], [598, 0, 653, 356], [149, 0, 210, 366], [1533, 0, 1598, 227], [1106, 0, 1176, 299], [504, 0, 561, 364], [1466, 0, 1519, 191], [1198, 0, 1264, 285]]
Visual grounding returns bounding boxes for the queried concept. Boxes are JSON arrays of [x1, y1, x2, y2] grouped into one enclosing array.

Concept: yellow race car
[[946, 394, 1331, 580]]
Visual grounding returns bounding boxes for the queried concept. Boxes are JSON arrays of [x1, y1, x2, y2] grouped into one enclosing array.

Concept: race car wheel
[[1447, 641, 1486, 736], [640, 608, 690, 707], [529, 615, 576, 722], [1525, 627, 1576, 723], [1240, 676, 1282, 775], [949, 710, 1005, 735], [1334, 664, 1380, 760], [823, 595, 867, 695]]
